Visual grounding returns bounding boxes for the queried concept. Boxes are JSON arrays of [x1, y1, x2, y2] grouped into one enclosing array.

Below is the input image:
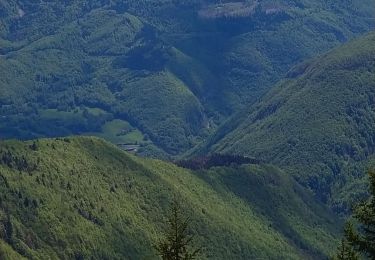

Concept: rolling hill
[[199, 32, 375, 212], [0, 0, 374, 156], [0, 136, 340, 259]]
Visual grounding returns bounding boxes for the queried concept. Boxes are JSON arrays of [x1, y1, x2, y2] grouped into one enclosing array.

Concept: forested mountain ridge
[[0, 137, 340, 259], [198, 31, 375, 212], [0, 0, 374, 156]]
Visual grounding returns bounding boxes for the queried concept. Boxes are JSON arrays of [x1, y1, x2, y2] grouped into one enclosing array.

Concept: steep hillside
[[0, 137, 339, 259], [200, 32, 375, 212], [0, 0, 374, 156]]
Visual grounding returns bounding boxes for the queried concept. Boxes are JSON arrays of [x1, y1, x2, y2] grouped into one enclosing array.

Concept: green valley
[[0, 0, 374, 155]]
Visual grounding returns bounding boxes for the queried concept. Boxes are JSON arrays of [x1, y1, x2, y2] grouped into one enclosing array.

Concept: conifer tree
[[334, 170, 375, 259], [332, 224, 359, 260], [155, 198, 201, 260]]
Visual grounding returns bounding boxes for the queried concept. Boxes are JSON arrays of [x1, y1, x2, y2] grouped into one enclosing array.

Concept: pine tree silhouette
[[155, 198, 201, 260]]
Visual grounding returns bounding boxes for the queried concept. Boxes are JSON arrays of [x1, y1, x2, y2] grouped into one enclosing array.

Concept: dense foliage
[[334, 170, 375, 259], [0, 137, 339, 259], [0, 0, 374, 155], [199, 32, 375, 212]]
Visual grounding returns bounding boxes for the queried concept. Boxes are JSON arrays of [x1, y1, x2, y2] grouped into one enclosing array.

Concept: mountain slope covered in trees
[[0, 0, 374, 156], [0, 137, 340, 259], [199, 32, 375, 212]]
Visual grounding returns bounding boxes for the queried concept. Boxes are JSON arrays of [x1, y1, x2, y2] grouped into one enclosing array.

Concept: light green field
[[88, 119, 145, 144]]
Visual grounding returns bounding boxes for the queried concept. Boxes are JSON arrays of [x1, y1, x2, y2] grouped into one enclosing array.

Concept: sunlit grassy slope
[[0, 136, 340, 259]]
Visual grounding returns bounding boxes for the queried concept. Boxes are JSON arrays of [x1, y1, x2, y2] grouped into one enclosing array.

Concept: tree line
[[333, 170, 375, 259], [176, 154, 261, 170]]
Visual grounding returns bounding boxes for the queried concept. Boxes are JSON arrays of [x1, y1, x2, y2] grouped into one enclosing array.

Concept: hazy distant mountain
[[0, 0, 373, 156]]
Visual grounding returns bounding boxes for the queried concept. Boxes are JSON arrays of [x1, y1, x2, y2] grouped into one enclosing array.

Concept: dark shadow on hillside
[[193, 165, 341, 258]]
